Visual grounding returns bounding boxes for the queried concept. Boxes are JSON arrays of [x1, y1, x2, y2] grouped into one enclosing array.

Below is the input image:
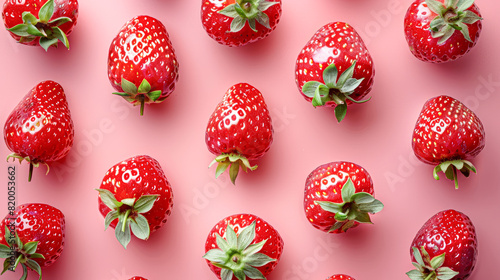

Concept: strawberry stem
[[28, 162, 33, 182], [122, 209, 131, 232], [139, 95, 145, 116], [453, 165, 459, 189]]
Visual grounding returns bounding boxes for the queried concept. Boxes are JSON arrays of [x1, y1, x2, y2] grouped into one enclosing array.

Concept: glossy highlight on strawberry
[[206, 83, 273, 184], [407, 209, 477, 280], [97, 155, 173, 249], [0, 203, 65, 280], [304, 161, 383, 233], [295, 22, 374, 122], [201, 0, 282, 47], [4, 80, 74, 182], [327, 275, 356, 280], [412, 95, 485, 188], [108, 15, 179, 115], [2, 0, 79, 50], [203, 214, 284, 280]]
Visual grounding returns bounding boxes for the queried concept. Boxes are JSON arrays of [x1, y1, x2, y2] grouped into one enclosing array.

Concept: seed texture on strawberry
[[201, 0, 282, 47], [129, 277, 147, 280], [304, 161, 383, 233], [0, 203, 65, 280], [412, 95, 485, 188], [327, 275, 356, 280], [108, 15, 179, 115], [404, 0, 482, 63], [203, 214, 283, 280], [96, 155, 173, 249], [2, 0, 78, 50], [4, 80, 74, 182], [407, 209, 477, 280], [295, 22, 375, 122], [206, 83, 273, 184]]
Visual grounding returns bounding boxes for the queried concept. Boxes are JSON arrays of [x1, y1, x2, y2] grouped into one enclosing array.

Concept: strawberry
[[2, 0, 78, 51], [96, 155, 174, 249], [206, 83, 273, 184], [129, 277, 147, 280], [327, 275, 356, 280], [203, 214, 283, 280], [295, 22, 375, 122], [304, 161, 384, 233], [4, 80, 74, 182], [404, 0, 482, 63], [406, 210, 477, 280], [0, 203, 65, 280], [107, 15, 179, 116], [412, 95, 485, 189], [201, 0, 282, 47]]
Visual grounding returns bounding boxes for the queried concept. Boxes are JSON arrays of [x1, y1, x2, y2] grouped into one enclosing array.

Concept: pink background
[[1, 0, 499, 279]]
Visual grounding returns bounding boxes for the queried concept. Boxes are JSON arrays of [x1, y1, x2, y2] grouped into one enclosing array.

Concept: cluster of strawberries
[[0, 0, 485, 280]]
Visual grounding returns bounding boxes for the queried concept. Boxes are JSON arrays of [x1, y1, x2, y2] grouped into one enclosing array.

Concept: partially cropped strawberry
[[304, 161, 383, 233], [406, 210, 477, 280], [96, 155, 174, 249], [327, 275, 356, 280], [108, 15, 179, 115], [201, 0, 282, 47], [412, 95, 485, 189], [295, 22, 375, 122], [404, 0, 482, 63], [0, 203, 65, 280], [2, 0, 78, 51], [4, 80, 74, 182], [203, 214, 283, 280], [206, 83, 273, 184], [129, 277, 147, 280]]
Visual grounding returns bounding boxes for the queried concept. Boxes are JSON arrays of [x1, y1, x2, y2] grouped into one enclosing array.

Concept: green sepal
[[407, 246, 459, 280], [1, 259, 10, 274], [0, 244, 11, 258], [6, 154, 50, 182], [134, 195, 159, 213], [202, 220, 276, 280], [25, 259, 42, 280], [433, 159, 477, 189], [147, 90, 162, 102], [130, 214, 150, 240], [38, 0, 55, 23], [315, 178, 384, 232], [219, 0, 278, 33], [120, 78, 138, 95], [22, 12, 39, 25], [209, 153, 258, 185], [115, 220, 131, 249], [48, 17, 72, 26], [52, 27, 70, 49], [39, 37, 58, 51]]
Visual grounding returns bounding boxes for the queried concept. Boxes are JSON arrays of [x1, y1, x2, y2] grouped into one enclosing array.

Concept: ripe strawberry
[[304, 161, 383, 233], [327, 275, 356, 280], [201, 0, 282, 47], [404, 0, 482, 63], [206, 83, 273, 184], [4, 80, 74, 182], [406, 210, 477, 280], [0, 203, 65, 279], [96, 155, 174, 249], [129, 277, 147, 280], [108, 15, 179, 116], [295, 22, 375, 122], [203, 214, 283, 280], [2, 0, 78, 51], [412, 95, 485, 189]]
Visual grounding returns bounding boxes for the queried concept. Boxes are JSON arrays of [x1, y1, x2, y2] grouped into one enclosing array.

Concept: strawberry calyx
[[6, 0, 72, 51], [209, 153, 258, 185], [95, 189, 159, 249], [315, 178, 383, 233], [6, 154, 50, 182], [301, 61, 370, 122], [0, 226, 45, 280], [113, 78, 162, 116], [406, 246, 459, 280], [218, 0, 278, 33], [203, 221, 276, 280], [433, 159, 476, 189], [426, 0, 482, 44]]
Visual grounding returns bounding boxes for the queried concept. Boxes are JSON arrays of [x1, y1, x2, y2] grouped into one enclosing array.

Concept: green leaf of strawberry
[[219, 0, 278, 33]]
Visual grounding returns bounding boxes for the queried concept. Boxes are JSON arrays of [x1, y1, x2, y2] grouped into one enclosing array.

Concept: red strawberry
[[2, 0, 78, 51], [107, 15, 179, 115], [295, 22, 375, 122], [406, 209, 477, 280], [206, 83, 273, 184], [96, 155, 174, 249], [304, 161, 383, 233], [203, 214, 283, 280], [4, 80, 74, 182], [404, 0, 482, 63], [327, 275, 356, 280], [0, 203, 65, 279], [129, 277, 147, 280], [201, 0, 282, 47], [412, 95, 485, 188]]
